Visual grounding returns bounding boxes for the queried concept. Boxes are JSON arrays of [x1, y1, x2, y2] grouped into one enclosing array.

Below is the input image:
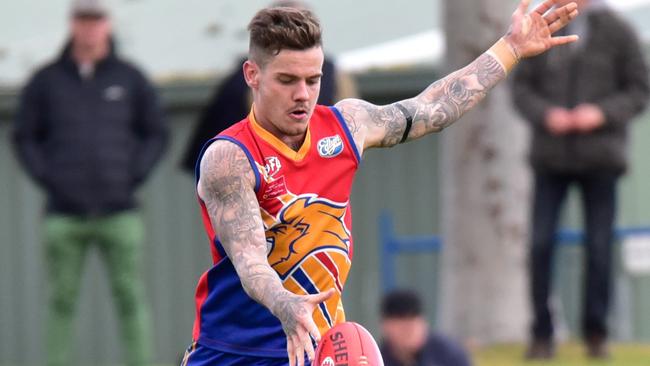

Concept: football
[[314, 322, 383, 366]]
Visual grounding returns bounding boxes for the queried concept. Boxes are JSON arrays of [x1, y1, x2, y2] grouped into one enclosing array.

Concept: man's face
[[244, 46, 323, 138], [71, 14, 111, 49], [381, 316, 429, 356]]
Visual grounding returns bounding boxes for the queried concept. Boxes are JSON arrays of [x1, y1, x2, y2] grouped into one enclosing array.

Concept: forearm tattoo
[[199, 142, 301, 326], [339, 53, 506, 148]]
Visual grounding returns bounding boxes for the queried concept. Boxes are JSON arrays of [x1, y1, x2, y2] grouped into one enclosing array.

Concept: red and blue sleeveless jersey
[[192, 105, 361, 357]]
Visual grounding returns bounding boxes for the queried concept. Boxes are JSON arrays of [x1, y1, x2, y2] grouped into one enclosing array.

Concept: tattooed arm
[[337, 53, 507, 150], [336, 0, 579, 152], [197, 140, 333, 366]]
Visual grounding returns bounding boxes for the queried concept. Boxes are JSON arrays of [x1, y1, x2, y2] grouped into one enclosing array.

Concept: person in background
[[12, 0, 168, 365], [380, 289, 472, 366], [512, 0, 649, 360], [180, 0, 357, 174]]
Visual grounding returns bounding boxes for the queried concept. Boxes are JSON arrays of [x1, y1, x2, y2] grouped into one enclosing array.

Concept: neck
[[253, 107, 307, 152], [281, 135, 305, 152], [391, 348, 417, 366], [72, 42, 109, 65]]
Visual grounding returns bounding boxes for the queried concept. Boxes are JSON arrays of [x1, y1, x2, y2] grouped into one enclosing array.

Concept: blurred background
[[1, 0, 650, 365]]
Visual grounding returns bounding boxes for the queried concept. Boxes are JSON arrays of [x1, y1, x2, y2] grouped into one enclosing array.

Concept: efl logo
[[320, 357, 335, 366], [317, 135, 344, 158], [264, 156, 282, 177]]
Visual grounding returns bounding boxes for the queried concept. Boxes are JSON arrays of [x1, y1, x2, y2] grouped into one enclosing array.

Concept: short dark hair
[[381, 289, 423, 319], [248, 6, 322, 65], [270, 0, 306, 8]]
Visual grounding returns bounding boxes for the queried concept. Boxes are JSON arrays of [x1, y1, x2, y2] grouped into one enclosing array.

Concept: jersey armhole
[[329, 106, 362, 164], [194, 136, 262, 193]]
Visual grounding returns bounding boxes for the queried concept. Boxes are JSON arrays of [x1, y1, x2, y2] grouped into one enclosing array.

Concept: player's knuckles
[[299, 329, 312, 344], [301, 318, 318, 333], [298, 313, 314, 327], [291, 333, 301, 346]]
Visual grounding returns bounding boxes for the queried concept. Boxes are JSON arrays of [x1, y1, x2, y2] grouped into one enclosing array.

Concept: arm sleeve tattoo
[[197, 141, 305, 325], [336, 52, 506, 149]]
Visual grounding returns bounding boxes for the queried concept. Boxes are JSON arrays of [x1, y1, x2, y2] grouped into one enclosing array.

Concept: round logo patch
[[317, 135, 344, 158]]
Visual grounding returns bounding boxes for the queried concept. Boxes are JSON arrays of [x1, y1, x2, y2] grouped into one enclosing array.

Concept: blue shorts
[[181, 342, 311, 366]]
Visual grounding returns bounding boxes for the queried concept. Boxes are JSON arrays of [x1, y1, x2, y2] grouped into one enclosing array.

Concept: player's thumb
[[308, 288, 335, 305]]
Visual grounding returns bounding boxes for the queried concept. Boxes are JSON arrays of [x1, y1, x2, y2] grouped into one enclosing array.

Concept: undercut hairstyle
[[248, 6, 322, 66]]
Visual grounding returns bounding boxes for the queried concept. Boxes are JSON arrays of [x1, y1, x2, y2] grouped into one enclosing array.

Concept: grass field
[[473, 342, 650, 366], [4, 343, 650, 366]]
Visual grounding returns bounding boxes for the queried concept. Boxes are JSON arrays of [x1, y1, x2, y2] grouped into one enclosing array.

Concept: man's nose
[[293, 81, 309, 101]]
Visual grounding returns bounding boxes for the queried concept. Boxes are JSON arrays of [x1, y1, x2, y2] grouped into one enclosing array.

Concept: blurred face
[[70, 14, 111, 50], [381, 316, 429, 356], [244, 46, 323, 139]]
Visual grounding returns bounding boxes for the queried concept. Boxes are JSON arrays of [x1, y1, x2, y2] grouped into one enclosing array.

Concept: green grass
[[4, 346, 650, 366], [474, 342, 650, 366]]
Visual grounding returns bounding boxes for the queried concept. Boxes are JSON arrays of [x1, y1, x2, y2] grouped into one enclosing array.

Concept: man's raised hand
[[505, 0, 580, 59]]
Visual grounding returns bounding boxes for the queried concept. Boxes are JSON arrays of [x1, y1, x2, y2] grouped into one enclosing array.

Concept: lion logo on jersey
[[266, 195, 350, 278]]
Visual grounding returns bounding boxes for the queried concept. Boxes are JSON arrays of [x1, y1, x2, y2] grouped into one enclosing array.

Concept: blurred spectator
[[12, 0, 167, 365], [180, 0, 357, 174], [380, 289, 472, 366], [512, 0, 649, 360]]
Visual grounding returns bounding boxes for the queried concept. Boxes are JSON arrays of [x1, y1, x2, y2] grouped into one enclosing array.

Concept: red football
[[314, 322, 383, 366]]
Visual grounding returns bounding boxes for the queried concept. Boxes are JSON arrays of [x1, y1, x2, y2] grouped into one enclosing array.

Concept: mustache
[[288, 104, 310, 112]]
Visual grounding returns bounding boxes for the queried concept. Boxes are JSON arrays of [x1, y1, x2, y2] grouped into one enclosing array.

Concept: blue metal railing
[[379, 211, 650, 292]]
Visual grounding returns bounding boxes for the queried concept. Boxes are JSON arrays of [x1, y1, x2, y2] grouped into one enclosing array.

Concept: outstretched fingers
[[303, 304, 324, 361], [302, 328, 316, 362], [548, 7, 579, 34], [300, 290, 333, 363], [505, 0, 578, 57], [550, 34, 580, 46], [288, 326, 315, 366], [308, 288, 335, 305], [517, 0, 533, 15], [295, 337, 305, 366], [306, 318, 321, 344], [288, 332, 306, 366], [287, 336, 296, 366], [544, 2, 578, 27], [534, 0, 557, 16]]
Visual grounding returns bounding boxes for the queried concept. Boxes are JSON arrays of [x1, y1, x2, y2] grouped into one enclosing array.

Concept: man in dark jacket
[[512, 0, 649, 359], [12, 1, 167, 365], [380, 290, 472, 366]]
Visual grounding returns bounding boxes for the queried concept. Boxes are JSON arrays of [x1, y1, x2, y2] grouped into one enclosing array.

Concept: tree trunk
[[437, 0, 531, 344]]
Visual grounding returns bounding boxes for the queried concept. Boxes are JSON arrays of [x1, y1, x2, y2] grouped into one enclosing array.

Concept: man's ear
[[243, 60, 260, 90]]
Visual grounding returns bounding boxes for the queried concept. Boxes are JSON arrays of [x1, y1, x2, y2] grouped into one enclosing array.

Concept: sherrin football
[[314, 322, 383, 366]]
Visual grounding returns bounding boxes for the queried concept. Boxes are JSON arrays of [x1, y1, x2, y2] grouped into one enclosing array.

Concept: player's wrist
[[268, 290, 299, 318], [487, 37, 521, 74]]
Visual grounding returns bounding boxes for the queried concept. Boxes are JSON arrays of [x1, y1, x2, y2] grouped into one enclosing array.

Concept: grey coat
[[512, 8, 649, 174]]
